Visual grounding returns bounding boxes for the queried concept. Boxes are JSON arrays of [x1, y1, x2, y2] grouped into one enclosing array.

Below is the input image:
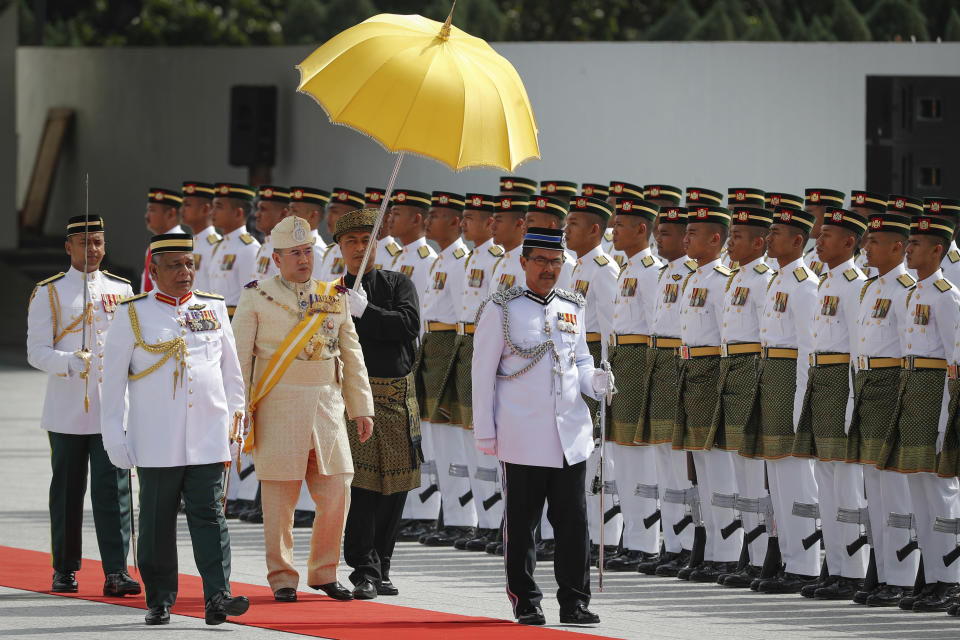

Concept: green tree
[[867, 0, 930, 40], [644, 0, 698, 40], [744, 4, 782, 40], [807, 15, 837, 40], [945, 7, 960, 40], [687, 0, 735, 40], [422, 0, 505, 41], [785, 9, 809, 40], [832, 0, 872, 40]]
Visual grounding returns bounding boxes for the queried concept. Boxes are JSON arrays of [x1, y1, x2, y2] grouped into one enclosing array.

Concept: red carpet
[[0, 546, 615, 639]]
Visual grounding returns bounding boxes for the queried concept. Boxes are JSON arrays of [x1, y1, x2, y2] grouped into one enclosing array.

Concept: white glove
[[592, 367, 616, 401], [229, 440, 241, 465], [476, 437, 498, 457], [347, 287, 368, 318], [937, 429, 946, 454], [105, 442, 136, 470], [67, 351, 91, 377]]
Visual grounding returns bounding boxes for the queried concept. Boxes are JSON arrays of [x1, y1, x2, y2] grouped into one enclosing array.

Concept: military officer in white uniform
[[849, 190, 891, 279], [800, 189, 847, 277], [523, 195, 576, 282], [288, 186, 332, 282], [923, 197, 960, 284], [317, 188, 366, 281], [250, 185, 291, 282], [142, 188, 186, 293], [603, 181, 645, 267], [206, 183, 260, 318], [473, 227, 609, 627], [488, 195, 530, 294], [389, 188, 438, 300], [27, 214, 139, 597], [101, 232, 250, 626], [498, 175, 538, 198], [723, 188, 766, 268], [363, 187, 402, 270], [179, 181, 222, 292]]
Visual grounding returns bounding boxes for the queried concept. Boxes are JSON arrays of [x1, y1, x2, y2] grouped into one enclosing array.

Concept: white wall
[[15, 41, 960, 270]]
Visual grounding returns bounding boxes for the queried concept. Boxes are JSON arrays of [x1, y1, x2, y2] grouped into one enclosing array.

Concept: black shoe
[[606, 550, 656, 572], [397, 519, 432, 541], [51, 570, 78, 593], [898, 583, 936, 611], [559, 603, 600, 624], [639, 550, 675, 575], [103, 570, 141, 597], [205, 592, 249, 625], [293, 510, 315, 528], [516, 605, 545, 625], [240, 506, 263, 523], [144, 605, 171, 625], [655, 550, 690, 577], [224, 499, 242, 519], [801, 574, 837, 599], [274, 587, 297, 602], [377, 579, 399, 596], [815, 577, 861, 600], [311, 581, 354, 600], [485, 541, 504, 556], [423, 526, 474, 547], [947, 601, 960, 616], [866, 584, 909, 607], [588, 543, 619, 565], [757, 572, 819, 594], [854, 582, 883, 605], [352, 579, 377, 600], [677, 559, 705, 581], [912, 582, 957, 612], [721, 565, 760, 588], [464, 530, 493, 551], [536, 538, 556, 561]]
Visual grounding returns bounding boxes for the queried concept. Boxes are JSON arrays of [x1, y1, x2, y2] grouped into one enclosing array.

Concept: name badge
[[220, 254, 236, 271], [620, 277, 637, 297], [497, 274, 515, 291], [185, 309, 221, 332], [101, 294, 121, 314], [820, 295, 839, 317], [731, 286, 749, 306], [689, 287, 707, 308], [773, 291, 789, 313], [330, 257, 345, 275], [432, 271, 447, 290], [467, 268, 484, 288], [662, 283, 678, 304], [872, 298, 891, 319], [914, 304, 930, 325], [556, 312, 578, 333], [574, 280, 589, 296]]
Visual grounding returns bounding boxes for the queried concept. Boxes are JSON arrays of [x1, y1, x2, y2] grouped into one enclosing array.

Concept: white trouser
[[767, 456, 820, 576], [235, 452, 258, 501], [692, 449, 742, 563], [815, 460, 868, 578], [585, 446, 623, 546], [732, 452, 768, 566], [430, 425, 478, 527], [906, 472, 960, 585], [656, 443, 694, 553], [863, 466, 919, 587], [466, 446, 503, 530], [402, 420, 441, 520], [609, 443, 660, 553]]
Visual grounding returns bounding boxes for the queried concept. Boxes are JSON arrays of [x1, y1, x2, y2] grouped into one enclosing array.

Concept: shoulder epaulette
[[101, 270, 131, 285], [753, 263, 770, 274], [793, 267, 809, 283], [949, 249, 960, 264], [244, 280, 258, 289], [37, 272, 65, 287], [859, 275, 879, 303], [195, 290, 225, 300], [684, 259, 698, 272], [120, 293, 148, 305], [594, 255, 610, 267], [386, 242, 401, 257], [453, 247, 466, 260], [489, 286, 524, 306], [843, 268, 861, 282], [488, 245, 504, 257], [417, 245, 431, 259], [897, 274, 916, 288], [714, 264, 733, 277], [555, 288, 586, 308], [934, 278, 952, 293], [239, 233, 254, 245], [206, 234, 221, 246], [641, 255, 655, 268]]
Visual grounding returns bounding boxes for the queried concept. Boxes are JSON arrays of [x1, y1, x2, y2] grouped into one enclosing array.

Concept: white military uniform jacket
[[940, 240, 960, 285], [855, 263, 914, 362], [27, 268, 134, 434], [192, 225, 223, 292], [374, 235, 402, 270], [679, 257, 732, 348], [206, 227, 260, 307], [602, 229, 628, 271], [251, 234, 279, 282], [488, 245, 525, 294], [421, 238, 468, 326], [461, 238, 503, 324], [612, 247, 661, 337], [310, 230, 326, 279], [317, 242, 346, 282], [652, 256, 696, 340], [568, 244, 620, 339], [141, 223, 185, 292], [472, 286, 600, 468], [804, 250, 827, 279], [100, 289, 245, 467], [394, 236, 437, 300], [720, 256, 774, 346]]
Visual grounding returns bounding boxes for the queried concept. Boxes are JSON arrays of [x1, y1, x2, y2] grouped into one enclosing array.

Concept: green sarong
[[673, 356, 721, 450], [636, 345, 680, 445], [707, 352, 759, 451], [453, 334, 474, 428], [792, 361, 851, 461], [937, 378, 960, 478], [607, 342, 648, 445], [739, 357, 797, 459], [878, 368, 946, 474], [417, 331, 459, 423], [845, 367, 903, 465]]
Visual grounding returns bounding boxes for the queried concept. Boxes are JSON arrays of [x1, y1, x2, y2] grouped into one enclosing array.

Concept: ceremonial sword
[[80, 174, 92, 412], [597, 333, 614, 592]]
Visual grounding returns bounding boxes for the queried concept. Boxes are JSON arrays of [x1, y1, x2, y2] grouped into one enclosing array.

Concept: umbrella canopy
[[296, 11, 539, 172]]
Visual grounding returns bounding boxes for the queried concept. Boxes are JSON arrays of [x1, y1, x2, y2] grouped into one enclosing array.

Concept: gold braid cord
[[127, 303, 187, 398], [48, 284, 92, 344]]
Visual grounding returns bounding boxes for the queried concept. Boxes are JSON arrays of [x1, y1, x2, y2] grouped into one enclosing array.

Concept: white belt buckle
[[720, 343, 730, 358]]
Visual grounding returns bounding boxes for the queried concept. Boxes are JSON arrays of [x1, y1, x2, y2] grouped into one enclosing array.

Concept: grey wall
[[0, 3, 15, 250], [15, 41, 960, 271]]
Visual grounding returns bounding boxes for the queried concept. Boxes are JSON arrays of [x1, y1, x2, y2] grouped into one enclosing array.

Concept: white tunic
[[568, 244, 619, 338], [612, 247, 661, 336], [720, 256, 774, 345], [651, 256, 696, 340], [251, 234, 279, 282], [855, 263, 914, 360], [375, 236, 403, 270], [679, 258, 730, 347], [205, 228, 260, 307], [460, 238, 504, 323], [393, 236, 438, 301], [421, 238, 468, 326], [192, 225, 223, 292]]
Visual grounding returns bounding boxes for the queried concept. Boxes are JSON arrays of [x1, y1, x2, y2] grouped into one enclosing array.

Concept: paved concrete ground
[[2, 362, 960, 639]]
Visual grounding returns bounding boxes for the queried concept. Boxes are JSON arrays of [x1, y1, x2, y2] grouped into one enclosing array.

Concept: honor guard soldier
[[604, 197, 663, 571], [100, 232, 249, 626], [317, 188, 366, 281], [335, 209, 421, 599], [27, 214, 139, 597], [207, 183, 259, 319], [606, 181, 646, 262], [923, 197, 960, 285], [886, 194, 925, 279], [418, 191, 476, 546], [637, 205, 695, 577], [524, 195, 576, 284], [790, 207, 869, 599], [288, 186, 332, 278], [876, 212, 960, 612], [710, 207, 775, 588], [581, 182, 620, 266], [725, 189, 766, 268], [488, 195, 530, 294], [456, 193, 505, 552], [850, 191, 890, 276], [844, 209, 919, 606], [499, 175, 538, 197], [738, 205, 820, 594], [802, 189, 847, 276], [179, 181, 221, 292], [472, 227, 610, 626], [251, 186, 291, 281], [644, 184, 686, 259], [389, 189, 438, 298], [566, 195, 622, 563], [539, 179, 578, 202], [365, 187, 402, 269], [232, 216, 375, 603], [142, 188, 185, 293]]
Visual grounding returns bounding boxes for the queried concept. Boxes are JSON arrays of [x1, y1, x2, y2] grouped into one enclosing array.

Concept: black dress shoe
[[606, 550, 656, 572], [424, 526, 474, 547], [240, 506, 263, 523], [311, 581, 354, 600], [721, 565, 760, 588], [274, 587, 297, 602], [485, 541, 504, 556], [801, 574, 836, 599], [51, 570, 78, 593], [536, 539, 556, 561], [559, 603, 600, 624], [912, 582, 957, 612], [205, 592, 250, 625], [690, 561, 737, 583], [677, 559, 705, 581], [588, 543, 619, 565], [654, 550, 690, 577], [757, 572, 819, 594], [815, 577, 862, 600], [947, 601, 960, 616], [866, 583, 908, 607], [144, 605, 171, 625], [224, 499, 247, 519], [464, 530, 492, 551], [293, 510, 315, 528], [516, 605, 545, 625], [352, 579, 377, 600], [103, 570, 141, 597], [898, 583, 936, 610], [377, 578, 399, 596], [639, 550, 675, 575], [854, 582, 883, 605]]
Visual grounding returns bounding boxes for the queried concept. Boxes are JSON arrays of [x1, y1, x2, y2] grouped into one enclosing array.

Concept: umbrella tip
[[439, 0, 457, 40]]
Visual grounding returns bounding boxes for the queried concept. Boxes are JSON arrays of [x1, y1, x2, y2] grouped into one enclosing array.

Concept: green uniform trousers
[[48, 432, 130, 574], [137, 463, 231, 608]]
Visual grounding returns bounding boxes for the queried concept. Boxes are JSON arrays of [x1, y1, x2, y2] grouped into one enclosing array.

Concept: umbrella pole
[[352, 151, 405, 291]]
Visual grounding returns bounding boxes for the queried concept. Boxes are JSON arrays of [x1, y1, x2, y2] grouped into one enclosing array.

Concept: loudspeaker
[[229, 85, 277, 167]]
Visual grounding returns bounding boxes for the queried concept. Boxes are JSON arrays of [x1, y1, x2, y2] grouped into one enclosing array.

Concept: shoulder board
[[195, 290, 225, 300], [934, 278, 952, 293], [101, 270, 131, 285], [843, 268, 861, 281], [120, 292, 148, 305], [488, 245, 504, 257], [753, 263, 770, 274], [714, 264, 732, 277], [453, 247, 466, 260], [489, 286, 524, 306], [207, 234, 222, 246], [244, 280, 258, 289], [859, 275, 879, 303], [417, 245, 431, 259], [684, 259, 698, 272], [386, 242, 401, 257], [641, 255, 655, 268], [604, 229, 613, 242], [239, 233, 254, 245], [37, 272, 66, 287], [793, 267, 808, 283], [897, 274, 916, 288], [949, 249, 960, 263], [555, 288, 586, 308], [594, 254, 610, 267]]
